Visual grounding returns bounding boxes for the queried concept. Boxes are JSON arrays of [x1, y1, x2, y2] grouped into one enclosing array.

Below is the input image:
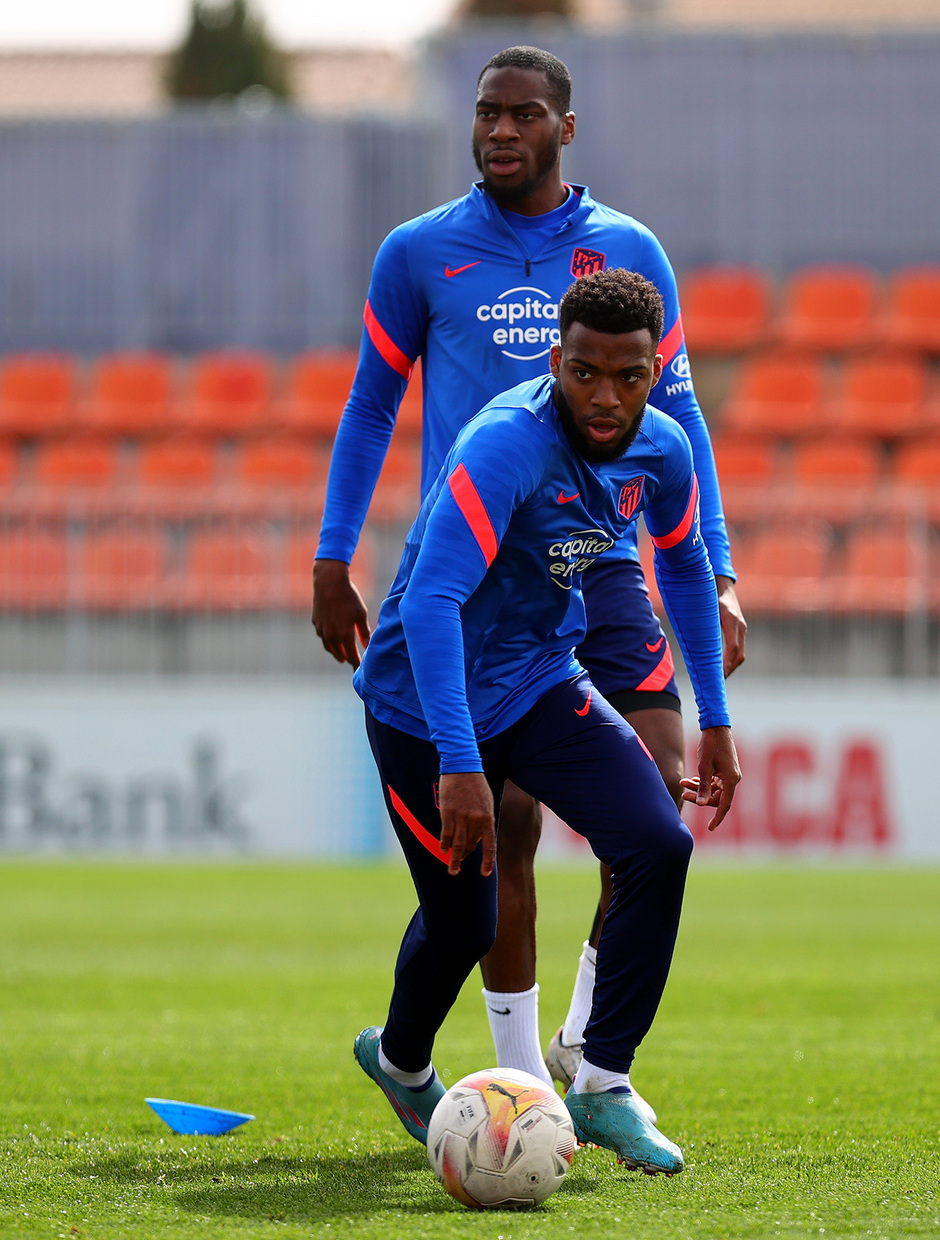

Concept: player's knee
[[495, 784, 542, 869]]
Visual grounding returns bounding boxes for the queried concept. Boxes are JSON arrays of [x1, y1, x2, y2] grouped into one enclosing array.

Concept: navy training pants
[[365, 671, 694, 1075]]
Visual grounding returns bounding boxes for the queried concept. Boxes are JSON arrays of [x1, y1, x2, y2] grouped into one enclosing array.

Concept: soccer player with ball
[[313, 45, 746, 1107], [351, 268, 740, 1175]]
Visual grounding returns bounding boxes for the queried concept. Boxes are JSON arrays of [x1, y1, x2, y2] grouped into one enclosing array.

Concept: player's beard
[[554, 382, 646, 463], [472, 127, 563, 206]]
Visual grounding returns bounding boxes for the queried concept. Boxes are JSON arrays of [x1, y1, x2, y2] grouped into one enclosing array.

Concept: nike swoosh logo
[[445, 262, 481, 278], [646, 637, 665, 653], [488, 1007, 512, 1016], [557, 491, 580, 504], [574, 689, 592, 717]]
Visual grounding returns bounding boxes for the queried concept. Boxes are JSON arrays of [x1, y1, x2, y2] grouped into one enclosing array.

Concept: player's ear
[[561, 112, 575, 146], [652, 353, 663, 385], [549, 344, 562, 376]]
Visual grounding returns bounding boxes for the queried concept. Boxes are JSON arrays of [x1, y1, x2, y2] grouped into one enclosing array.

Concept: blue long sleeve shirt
[[354, 376, 729, 773], [316, 182, 734, 580]]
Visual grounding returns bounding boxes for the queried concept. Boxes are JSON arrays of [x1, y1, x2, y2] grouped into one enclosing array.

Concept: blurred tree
[[456, 0, 573, 15], [165, 0, 292, 103]]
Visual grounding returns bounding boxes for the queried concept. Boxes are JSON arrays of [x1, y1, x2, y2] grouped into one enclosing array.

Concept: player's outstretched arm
[[715, 575, 747, 677], [312, 558, 372, 669], [680, 725, 741, 832], [439, 772, 496, 877]]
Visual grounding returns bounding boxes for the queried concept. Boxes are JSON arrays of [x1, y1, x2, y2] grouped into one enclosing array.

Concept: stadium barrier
[[0, 675, 936, 858]]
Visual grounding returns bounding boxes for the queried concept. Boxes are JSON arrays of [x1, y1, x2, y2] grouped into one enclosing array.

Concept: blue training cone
[[145, 1098, 254, 1136]]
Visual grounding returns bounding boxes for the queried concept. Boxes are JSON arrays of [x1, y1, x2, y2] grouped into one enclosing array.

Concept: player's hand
[[716, 576, 747, 678], [439, 772, 496, 877], [312, 558, 372, 670], [680, 725, 741, 831]]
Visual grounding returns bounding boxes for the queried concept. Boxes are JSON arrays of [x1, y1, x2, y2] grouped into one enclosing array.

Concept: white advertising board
[[0, 677, 937, 858]]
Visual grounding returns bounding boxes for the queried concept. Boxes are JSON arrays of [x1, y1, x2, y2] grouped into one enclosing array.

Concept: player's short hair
[[559, 268, 665, 346], [477, 46, 572, 115]]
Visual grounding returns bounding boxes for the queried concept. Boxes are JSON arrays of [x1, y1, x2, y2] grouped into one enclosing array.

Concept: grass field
[[1, 862, 938, 1240]]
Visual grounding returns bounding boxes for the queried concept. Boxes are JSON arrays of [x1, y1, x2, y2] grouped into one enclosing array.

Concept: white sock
[[572, 1055, 633, 1095], [482, 983, 554, 1088], [562, 941, 597, 1046], [378, 1046, 433, 1089]]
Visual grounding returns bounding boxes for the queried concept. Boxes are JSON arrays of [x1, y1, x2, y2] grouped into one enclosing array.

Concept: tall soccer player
[[352, 269, 740, 1173], [313, 46, 746, 1102]]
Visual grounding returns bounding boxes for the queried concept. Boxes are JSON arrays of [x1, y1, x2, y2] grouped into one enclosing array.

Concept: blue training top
[[316, 181, 734, 578], [354, 376, 729, 774]]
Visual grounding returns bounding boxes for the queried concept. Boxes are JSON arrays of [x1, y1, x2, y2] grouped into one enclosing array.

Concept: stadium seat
[[733, 526, 833, 612], [836, 527, 934, 613], [370, 441, 422, 520], [0, 441, 18, 490], [136, 439, 217, 489], [278, 352, 357, 438], [775, 267, 879, 353], [179, 529, 273, 610], [881, 267, 940, 353], [711, 433, 779, 486], [182, 352, 274, 436], [33, 440, 119, 489], [679, 267, 772, 354], [828, 354, 929, 437], [719, 353, 828, 436], [890, 437, 940, 518], [80, 530, 169, 611], [791, 436, 883, 486], [232, 439, 324, 490], [0, 354, 76, 436], [81, 353, 174, 436], [0, 531, 69, 609]]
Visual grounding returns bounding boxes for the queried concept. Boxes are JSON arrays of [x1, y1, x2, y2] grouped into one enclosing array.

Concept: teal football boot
[[353, 1026, 445, 1146], [565, 1087, 684, 1175]]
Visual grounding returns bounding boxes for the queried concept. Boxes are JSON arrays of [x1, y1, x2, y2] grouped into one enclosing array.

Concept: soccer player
[[352, 269, 740, 1173], [314, 45, 746, 1098]]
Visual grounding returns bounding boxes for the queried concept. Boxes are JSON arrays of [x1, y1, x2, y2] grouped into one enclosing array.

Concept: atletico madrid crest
[[571, 247, 606, 278], [618, 477, 645, 520]]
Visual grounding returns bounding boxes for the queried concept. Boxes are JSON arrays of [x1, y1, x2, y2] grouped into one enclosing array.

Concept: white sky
[[0, 0, 456, 50]]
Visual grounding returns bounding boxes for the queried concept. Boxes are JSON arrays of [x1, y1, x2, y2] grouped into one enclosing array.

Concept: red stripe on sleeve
[[657, 314, 685, 367], [635, 641, 676, 693], [363, 300, 415, 380], [388, 785, 451, 864], [447, 462, 498, 567], [650, 474, 699, 550]]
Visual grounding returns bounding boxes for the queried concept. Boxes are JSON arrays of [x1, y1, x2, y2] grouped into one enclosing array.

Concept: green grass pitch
[[1, 861, 938, 1240]]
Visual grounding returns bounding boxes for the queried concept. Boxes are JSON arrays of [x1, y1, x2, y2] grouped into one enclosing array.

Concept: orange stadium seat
[[881, 267, 940, 352], [137, 439, 217, 489], [81, 353, 174, 437], [791, 436, 882, 486], [0, 442, 18, 489], [279, 352, 357, 438], [81, 531, 169, 611], [711, 434, 779, 485], [183, 352, 274, 436], [0, 531, 69, 609], [0, 354, 76, 436], [719, 353, 828, 436], [828, 354, 929, 437], [180, 529, 272, 610], [232, 439, 324, 490], [370, 441, 422, 521], [733, 526, 832, 612], [836, 527, 935, 613], [775, 266, 879, 352], [891, 437, 940, 518], [680, 267, 772, 354], [34, 440, 119, 490]]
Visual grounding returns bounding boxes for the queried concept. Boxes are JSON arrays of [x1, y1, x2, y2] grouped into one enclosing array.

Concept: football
[[426, 1067, 576, 1209]]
